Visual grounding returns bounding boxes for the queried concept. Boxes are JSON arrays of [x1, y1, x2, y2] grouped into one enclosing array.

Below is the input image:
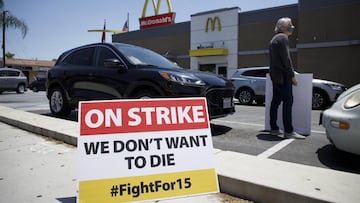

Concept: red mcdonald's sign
[[139, 0, 176, 29]]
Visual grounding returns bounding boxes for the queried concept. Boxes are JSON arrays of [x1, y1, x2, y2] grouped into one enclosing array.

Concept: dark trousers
[[270, 76, 294, 133]]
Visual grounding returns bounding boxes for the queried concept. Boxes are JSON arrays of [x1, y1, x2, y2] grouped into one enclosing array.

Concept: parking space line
[[257, 138, 294, 158], [213, 119, 263, 127], [214, 119, 326, 134], [17, 104, 49, 111], [311, 130, 326, 134]]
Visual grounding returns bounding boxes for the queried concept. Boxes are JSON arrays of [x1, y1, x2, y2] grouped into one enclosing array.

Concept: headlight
[[325, 83, 343, 91], [344, 90, 360, 109], [159, 72, 205, 86]]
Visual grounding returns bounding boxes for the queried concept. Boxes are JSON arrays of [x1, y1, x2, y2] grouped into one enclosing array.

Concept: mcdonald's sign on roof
[[139, 0, 176, 29], [206, 16, 221, 32]]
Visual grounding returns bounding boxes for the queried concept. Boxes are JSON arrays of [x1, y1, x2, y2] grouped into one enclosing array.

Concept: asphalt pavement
[[1, 105, 360, 203]]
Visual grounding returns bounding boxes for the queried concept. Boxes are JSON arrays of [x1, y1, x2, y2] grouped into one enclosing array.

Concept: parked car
[[321, 83, 360, 155], [47, 43, 235, 118], [0, 67, 28, 94], [231, 67, 346, 110], [29, 77, 47, 92]]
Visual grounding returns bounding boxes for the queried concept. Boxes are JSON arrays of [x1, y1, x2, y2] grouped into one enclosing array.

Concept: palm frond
[[1, 11, 28, 38]]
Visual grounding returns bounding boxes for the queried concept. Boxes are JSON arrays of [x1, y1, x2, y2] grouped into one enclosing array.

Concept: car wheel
[[49, 87, 71, 117], [134, 89, 158, 99], [238, 89, 254, 105], [16, 84, 25, 94], [32, 86, 39, 92], [312, 89, 329, 110]]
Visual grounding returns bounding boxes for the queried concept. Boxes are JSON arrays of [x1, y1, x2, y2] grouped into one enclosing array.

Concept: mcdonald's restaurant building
[[113, 0, 360, 87]]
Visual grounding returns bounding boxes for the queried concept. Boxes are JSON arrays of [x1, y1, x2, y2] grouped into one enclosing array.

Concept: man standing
[[269, 17, 305, 139]]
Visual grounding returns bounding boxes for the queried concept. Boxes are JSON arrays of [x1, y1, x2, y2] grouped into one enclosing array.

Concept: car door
[[253, 68, 269, 96], [0, 70, 19, 89], [8, 70, 23, 89], [241, 69, 267, 96], [0, 70, 7, 89], [64, 46, 130, 104], [62, 47, 96, 104], [92, 46, 130, 99]]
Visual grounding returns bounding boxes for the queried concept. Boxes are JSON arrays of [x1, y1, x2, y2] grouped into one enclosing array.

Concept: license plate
[[223, 97, 233, 109]]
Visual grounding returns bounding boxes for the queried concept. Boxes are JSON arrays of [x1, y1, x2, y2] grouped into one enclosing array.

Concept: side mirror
[[104, 58, 126, 69]]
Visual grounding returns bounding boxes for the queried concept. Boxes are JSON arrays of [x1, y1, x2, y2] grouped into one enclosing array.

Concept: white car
[[0, 67, 28, 94], [231, 67, 346, 109], [321, 83, 360, 155]]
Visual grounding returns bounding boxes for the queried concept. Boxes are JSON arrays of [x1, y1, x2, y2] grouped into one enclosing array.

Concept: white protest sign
[[78, 98, 218, 202], [265, 74, 313, 135]]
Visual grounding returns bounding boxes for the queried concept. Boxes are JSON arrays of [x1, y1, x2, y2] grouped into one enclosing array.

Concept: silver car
[[0, 68, 28, 94], [321, 83, 360, 155], [231, 67, 346, 110]]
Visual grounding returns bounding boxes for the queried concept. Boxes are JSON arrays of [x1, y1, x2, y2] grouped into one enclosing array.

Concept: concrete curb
[[1, 105, 359, 203], [0, 106, 78, 146]]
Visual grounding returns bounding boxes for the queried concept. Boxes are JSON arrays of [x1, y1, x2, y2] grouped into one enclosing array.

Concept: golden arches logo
[[142, 0, 173, 17], [205, 16, 221, 32]]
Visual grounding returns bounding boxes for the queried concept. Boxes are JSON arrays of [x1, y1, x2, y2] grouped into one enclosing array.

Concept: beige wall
[[297, 1, 360, 87], [239, 22, 298, 51], [298, 3, 360, 44], [238, 20, 299, 69], [298, 46, 360, 87]]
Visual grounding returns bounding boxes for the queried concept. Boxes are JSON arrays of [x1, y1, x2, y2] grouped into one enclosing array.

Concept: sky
[[4, 0, 297, 61]]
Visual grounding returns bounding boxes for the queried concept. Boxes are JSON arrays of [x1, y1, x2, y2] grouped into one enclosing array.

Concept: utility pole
[[2, 11, 8, 68]]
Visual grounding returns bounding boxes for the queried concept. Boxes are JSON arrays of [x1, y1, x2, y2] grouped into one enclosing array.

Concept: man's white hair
[[274, 17, 292, 33]]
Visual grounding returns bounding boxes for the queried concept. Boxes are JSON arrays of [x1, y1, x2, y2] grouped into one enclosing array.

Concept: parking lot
[[211, 104, 360, 174], [1, 91, 359, 174]]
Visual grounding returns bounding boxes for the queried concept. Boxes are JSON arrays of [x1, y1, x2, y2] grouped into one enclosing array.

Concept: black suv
[[47, 43, 235, 118]]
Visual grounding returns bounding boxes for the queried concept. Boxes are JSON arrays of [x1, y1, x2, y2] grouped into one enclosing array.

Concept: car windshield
[[113, 43, 178, 69]]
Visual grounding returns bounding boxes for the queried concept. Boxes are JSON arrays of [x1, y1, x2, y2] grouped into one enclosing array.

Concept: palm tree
[[1, 0, 29, 67]]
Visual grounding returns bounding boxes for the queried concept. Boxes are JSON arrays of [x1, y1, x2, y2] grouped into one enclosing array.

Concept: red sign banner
[[139, 12, 175, 29], [79, 98, 208, 136]]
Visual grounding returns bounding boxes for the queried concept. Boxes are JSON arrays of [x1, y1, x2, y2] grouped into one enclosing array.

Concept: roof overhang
[[189, 48, 228, 57]]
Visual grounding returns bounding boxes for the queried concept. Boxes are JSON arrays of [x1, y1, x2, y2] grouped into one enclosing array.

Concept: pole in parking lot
[[2, 10, 8, 68]]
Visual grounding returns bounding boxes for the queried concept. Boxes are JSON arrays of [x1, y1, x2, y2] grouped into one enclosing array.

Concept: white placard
[[265, 74, 313, 135]]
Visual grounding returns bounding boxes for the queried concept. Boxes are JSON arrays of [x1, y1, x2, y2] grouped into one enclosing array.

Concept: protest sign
[[78, 98, 218, 202]]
